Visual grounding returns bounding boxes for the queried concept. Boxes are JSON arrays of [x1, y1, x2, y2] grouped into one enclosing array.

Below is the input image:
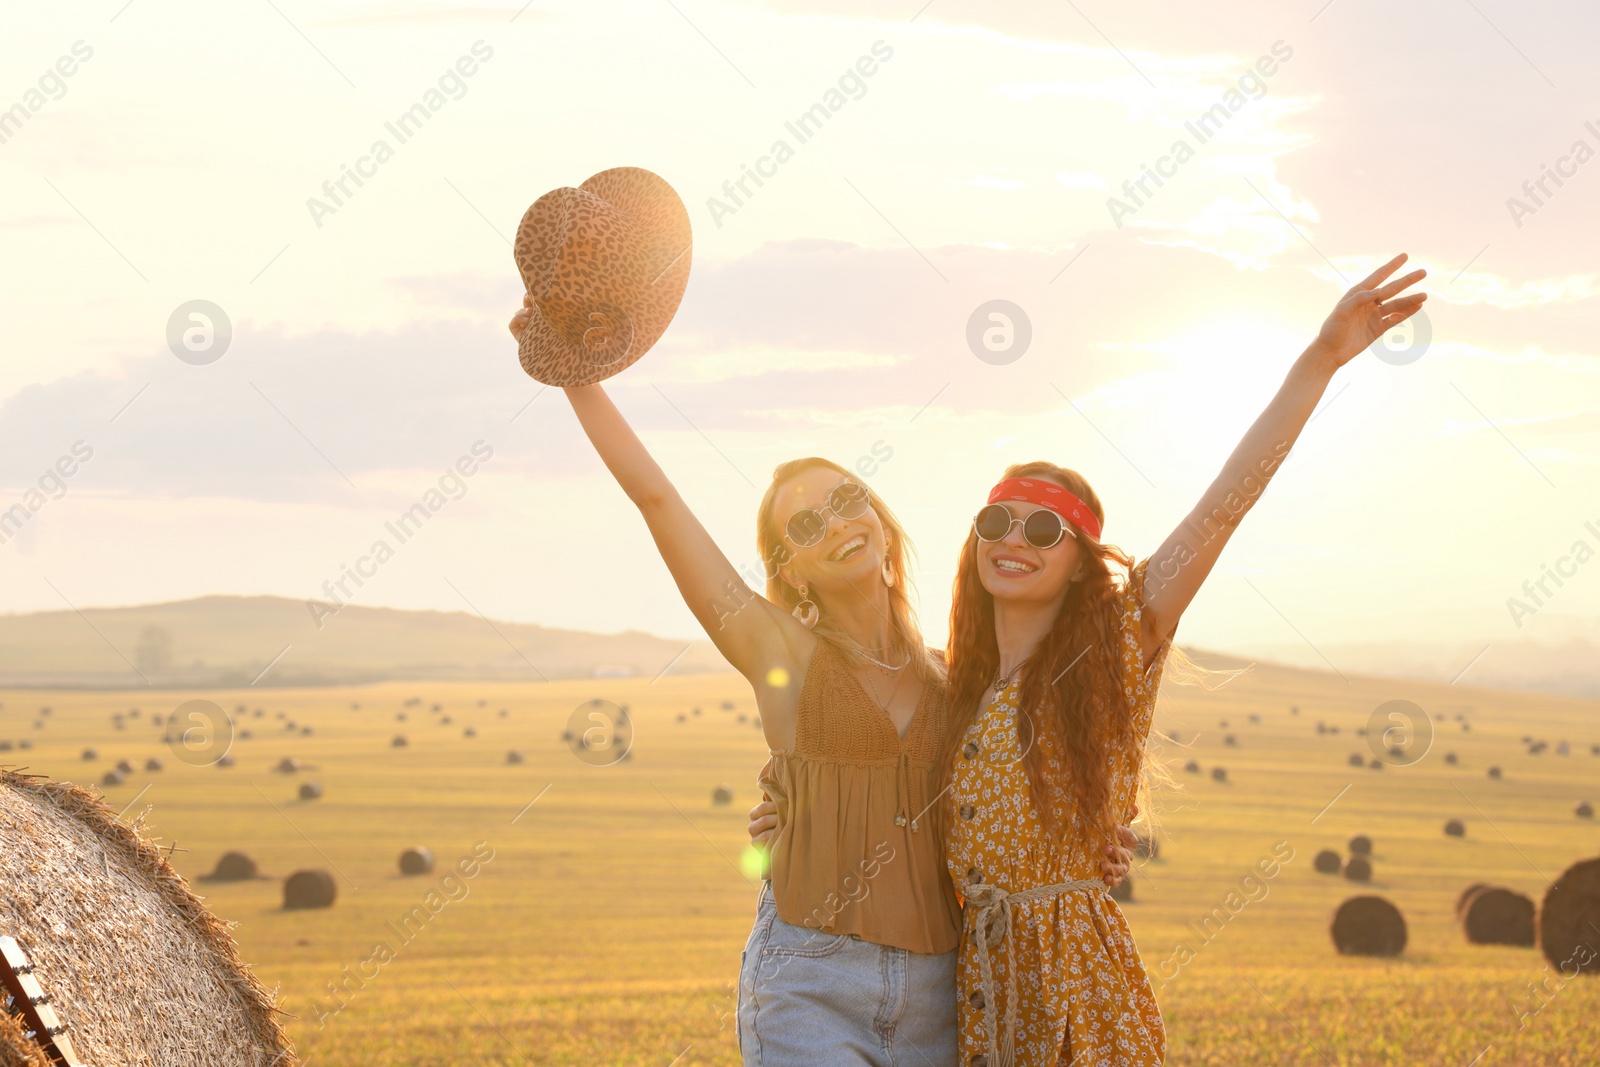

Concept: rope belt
[[964, 877, 1108, 1067]]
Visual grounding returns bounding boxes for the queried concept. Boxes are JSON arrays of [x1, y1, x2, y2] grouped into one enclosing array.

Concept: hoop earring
[[881, 558, 895, 588], [792, 584, 819, 630]]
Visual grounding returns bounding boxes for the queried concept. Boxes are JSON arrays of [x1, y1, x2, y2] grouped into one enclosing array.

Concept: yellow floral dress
[[944, 558, 1172, 1067]]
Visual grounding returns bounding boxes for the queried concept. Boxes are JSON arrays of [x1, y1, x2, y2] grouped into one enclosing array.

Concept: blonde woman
[[940, 254, 1427, 1066]]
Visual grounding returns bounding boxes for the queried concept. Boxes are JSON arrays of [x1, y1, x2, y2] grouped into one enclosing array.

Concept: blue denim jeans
[[737, 881, 958, 1067]]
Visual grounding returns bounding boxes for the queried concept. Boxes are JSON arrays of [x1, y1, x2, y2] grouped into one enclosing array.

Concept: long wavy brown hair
[[942, 461, 1145, 854], [757, 457, 944, 689]]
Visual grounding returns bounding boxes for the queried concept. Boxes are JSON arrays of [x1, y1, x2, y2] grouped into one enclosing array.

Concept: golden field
[[2, 658, 1598, 1066]]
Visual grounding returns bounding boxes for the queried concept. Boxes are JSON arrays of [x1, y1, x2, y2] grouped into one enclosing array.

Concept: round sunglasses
[[972, 502, 1076, 550], [784, 481, 872, 548]]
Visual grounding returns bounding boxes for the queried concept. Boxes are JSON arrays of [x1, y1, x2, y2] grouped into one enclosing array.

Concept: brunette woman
[[941, 254, 1427, 1066]]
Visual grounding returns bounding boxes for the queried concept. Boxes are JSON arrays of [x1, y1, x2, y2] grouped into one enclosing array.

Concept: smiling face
[[975, 493, 1085, 609], [768, 465, 889, 596]]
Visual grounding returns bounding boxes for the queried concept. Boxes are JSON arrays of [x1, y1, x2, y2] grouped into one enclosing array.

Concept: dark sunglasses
[[785, 481, 872, 548], [973, 502, 1075, 550]]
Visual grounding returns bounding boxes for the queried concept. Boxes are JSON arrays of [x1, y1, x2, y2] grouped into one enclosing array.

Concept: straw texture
[[0, 768, 292, 1067]]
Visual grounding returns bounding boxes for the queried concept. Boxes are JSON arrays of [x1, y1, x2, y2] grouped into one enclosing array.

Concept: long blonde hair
[[757, 458, 944, 689]]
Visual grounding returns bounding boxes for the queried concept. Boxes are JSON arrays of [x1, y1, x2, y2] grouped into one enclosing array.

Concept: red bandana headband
[[987, 477, 1102, 541]]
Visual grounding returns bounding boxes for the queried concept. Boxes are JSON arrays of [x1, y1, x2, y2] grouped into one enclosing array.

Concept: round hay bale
[[1344, 855, 1373, 882], [1487, 765, 1501, 779], [391, 735, 408, 748], [215, 754, 235, 768], [712, 784, 734, 805], [1461, 886, 1535, 946], [274, 756, 301, 774], [0, 770, 289, 1064], [463, 726, 477, 738], [300, 726, 313, 736], [1133, 832, 1159, 860], [753, 717, 762, 729], [0, 740, 10, 752], [1368, 758, 1384, 770], [1445, 752, 1458, 765], [498, 708, 508, 717], [1348, 753, 1365, 767], [1314, 849, 1342, 874], [283, 869, 337, 910], [1444, 819, 1466, 837], [1224, 734, 1237, 747], [1210, 766, 1228, 783], [144, 757, 163, 772], [677, 713, 687, 723], [1219, 719, 1229, 728], [505, 750, 524, 765], [1109, 872, 1134, 903], [115, 759, 133, 774], [202, 851, 265, 882], [297, 781, 323, 801], [100, 768, 125, 787], [399, 847, 434, 876], [1183, 759, 1200, 774], [1331, 895, 1407, 956], [1538, 856, 1600, 972], [1349, 835, 1373, 856], [1315, 722, 1326, 734], [17, 739, 30, 750], [1576, 801, 1594, 819], [80, 747, 97, 761]]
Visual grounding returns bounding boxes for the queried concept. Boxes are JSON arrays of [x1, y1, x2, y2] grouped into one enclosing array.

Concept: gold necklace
[[991, 657, 1029, 693], [861, 660, 905, 712]]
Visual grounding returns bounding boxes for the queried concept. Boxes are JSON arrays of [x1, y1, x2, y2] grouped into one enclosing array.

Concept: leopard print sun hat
[[513, 166, 693, 386]]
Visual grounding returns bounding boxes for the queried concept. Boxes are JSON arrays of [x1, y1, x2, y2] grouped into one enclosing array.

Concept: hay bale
[[1313, 849, 1342, 874], [677, 714, 687, 723], [1576, 801, 1594, 819], [1133, 832, 1159, 860], [1219, 719, 1230, 728], [1224, 734, 1237, 747], [498, 708, 508, 717], [100, 769, 125, 787], [274, 757, 301, 774], [144, 757, 163, 772], [1348, 753, 1364, 767], [464, 726, 477, 738], [16, 740, 29, 750], [1315, 722, 1326, 734], [300, 726, 313, 736], [1368, 758, 1384, 770], [115, 759, 133, 774], [0, 770, 289, 1063], [297, 781, 323, 801], [391, 735, 408, 748], [215, 754, 235, 768], [1487, 766, 1502, 780], [0, 740, 10, 752], [1109, 872, 1134, 903], [1183, 760, 1200, 774], [1444, 819, 1466, 837], [712, 785, 734, 805], [1538, 856, 1600, 972], [1331, 895, 1407, 956], [1344, 855, 1373, 882], [1210, 767, 1228, 783], [1445, 752, 1458, 765], [202, 851, 264, 882], [399, 847, 434, 876], [282, 869, 337, 910], [1461, 886, 1535, 946], [80, 748, 97, 761], [506, 750, 524, 765], [1349, 835, 1373, 856]]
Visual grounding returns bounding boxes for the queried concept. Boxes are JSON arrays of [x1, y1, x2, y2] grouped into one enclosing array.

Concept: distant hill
[[0, 596, 733, 688]]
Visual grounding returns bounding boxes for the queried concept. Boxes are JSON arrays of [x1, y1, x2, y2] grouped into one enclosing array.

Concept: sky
[[1, 0, 1597, 669]]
